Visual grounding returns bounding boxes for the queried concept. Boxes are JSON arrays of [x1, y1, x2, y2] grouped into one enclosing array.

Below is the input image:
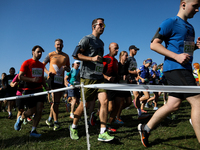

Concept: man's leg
[[187, 94, 200, 143], [138, 96, 181, 147], [32, 102, 43, 128], [98, 92, 108, 128], [97, 92, 114, 142]]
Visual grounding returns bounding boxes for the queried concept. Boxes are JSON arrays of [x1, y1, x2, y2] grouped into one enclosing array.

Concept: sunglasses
[[94, 23, 106, 28]]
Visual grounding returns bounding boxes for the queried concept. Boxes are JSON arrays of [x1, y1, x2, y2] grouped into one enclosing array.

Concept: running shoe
[[107, 125, 117, 132], [98, 131, 114, 142], [138, 114, 150, 120], [153, 107, 158, 110], [132, 99, 137, 108], [145, 103, 150, 108], [46, 119, 53, 128], [14, 116, 23, 131], [27, 117, 32, 122], [53, 123, 61, 131], [30, 130, 41, 138], [23, 118, 28, 125], [138, 124, 150, 147], [69, 125, 79, 140], [70, 112, 74, 119], [8, 113, 12, 119], [141, 109, 147, 113], [89, 111, 97, 126], [114, 118, 124, 124]]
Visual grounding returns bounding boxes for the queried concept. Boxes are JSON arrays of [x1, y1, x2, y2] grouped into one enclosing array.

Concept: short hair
[[193, 63, 200, 69], [119, 51, 128, 61], [1, 72, 6, 76], [92, 18, 104, 26], [55, 38, 63, 44], [32, 45, 44, 52]]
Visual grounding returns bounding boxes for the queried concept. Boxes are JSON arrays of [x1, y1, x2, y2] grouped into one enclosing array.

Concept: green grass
[[0, 97, 199, 150]]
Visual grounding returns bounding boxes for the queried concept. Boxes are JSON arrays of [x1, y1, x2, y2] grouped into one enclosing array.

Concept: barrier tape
[[0, 85, 81, 101], [1, 83, 200, 101]]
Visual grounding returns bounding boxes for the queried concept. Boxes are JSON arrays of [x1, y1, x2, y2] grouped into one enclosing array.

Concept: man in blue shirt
[[138, 0, 200, 147]]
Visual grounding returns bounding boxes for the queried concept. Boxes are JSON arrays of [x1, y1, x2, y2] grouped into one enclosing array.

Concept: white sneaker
[[153, 107, 159, 110], [189, 118, 193, 127], [70, 113, 74, 119]]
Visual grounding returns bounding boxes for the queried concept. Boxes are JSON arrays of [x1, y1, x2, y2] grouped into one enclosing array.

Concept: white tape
[[84, 83, 200, 93], [1, 83, 200, 101], [0, 85, 81, 101]]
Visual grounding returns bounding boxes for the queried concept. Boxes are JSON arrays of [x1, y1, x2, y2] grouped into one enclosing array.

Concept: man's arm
[[150, 38, 190, 65], [18, 71, 39, 83]]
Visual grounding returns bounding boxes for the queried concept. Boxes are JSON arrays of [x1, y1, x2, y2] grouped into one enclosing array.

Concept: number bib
[[94, 63, 103, 75], [54, 75, 63, 84], [32, 68, 43, 77], [184, 41, 195, 56], [8, 79, 12, 85]]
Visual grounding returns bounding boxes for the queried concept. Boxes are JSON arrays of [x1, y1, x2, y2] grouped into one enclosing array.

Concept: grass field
[[0, 96, 199, 150]]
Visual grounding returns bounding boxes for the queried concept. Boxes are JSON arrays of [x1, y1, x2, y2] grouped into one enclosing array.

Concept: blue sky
[[1, 0, 200, 75]]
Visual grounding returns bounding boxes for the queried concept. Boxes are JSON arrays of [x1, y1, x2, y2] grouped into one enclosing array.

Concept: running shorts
[[164, 69, 199, 99], [80, 78, 106, 102]]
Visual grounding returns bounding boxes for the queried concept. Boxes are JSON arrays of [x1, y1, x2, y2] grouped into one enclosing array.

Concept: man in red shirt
[[14, 45, 48, 138]]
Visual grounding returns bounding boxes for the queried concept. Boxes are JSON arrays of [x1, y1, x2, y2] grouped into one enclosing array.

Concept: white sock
[[31, 126, 36, 132], [100, 127, 106, 134], [72, 124, 77, 129], [8, 112, 11, 115], [137, 108, 142, 116]]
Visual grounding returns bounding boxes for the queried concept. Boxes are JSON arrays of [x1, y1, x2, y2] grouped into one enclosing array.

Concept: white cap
[[74, 60, 80, 64]]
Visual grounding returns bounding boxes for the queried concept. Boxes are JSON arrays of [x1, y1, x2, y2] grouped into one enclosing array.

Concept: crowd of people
[[0, 0, 200, 147]]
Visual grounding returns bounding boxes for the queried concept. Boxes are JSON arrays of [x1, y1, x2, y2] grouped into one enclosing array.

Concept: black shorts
[[46, 76, 65, 90], [107, 90, 118, 101], [164, 69, 198, 99], [24, 88, 46, 109], [117, 91, 131, 98], [16, 98, 26, 110]]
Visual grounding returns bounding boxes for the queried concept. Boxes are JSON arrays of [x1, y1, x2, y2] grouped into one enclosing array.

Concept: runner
[[43, 39, 70, 131], [69, 18, 114, 142], [127, 45, 149, 119], [193, 63, 200, 85], [103, 42, 121, 130], [14, 45, 48, 137], [138, 0, 200, 147], [0, 73, 6, 112], [2, 67, 17, 119], [65, 60, 80, 118], [137, 58, 152, 112], [116, 51, 132, 121], [145, 62, 159, 110]]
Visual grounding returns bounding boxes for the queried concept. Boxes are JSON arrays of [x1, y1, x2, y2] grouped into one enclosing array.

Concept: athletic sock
[[8, 112, 11, 115], [144, 124, 151, 133], [54, 121, 58, 124], [137, 108, 142, 116], [48, 116, 52, 122], [31, 127, 36, 132], [72, 124, 77, 129], [100, 127, 106, 134]]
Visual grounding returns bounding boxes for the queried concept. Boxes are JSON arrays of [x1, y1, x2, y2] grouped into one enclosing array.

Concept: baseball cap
[[129, 45, 139, 51], [74, 60, 80, 64]]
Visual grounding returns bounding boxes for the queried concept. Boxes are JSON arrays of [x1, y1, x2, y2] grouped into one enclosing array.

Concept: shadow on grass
[[149, 135, 197, 150]]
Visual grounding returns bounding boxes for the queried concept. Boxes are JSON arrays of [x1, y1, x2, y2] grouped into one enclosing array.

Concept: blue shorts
[[68, 88, 80, 99]]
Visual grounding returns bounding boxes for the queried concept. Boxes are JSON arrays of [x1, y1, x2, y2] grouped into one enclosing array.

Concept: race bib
[[184, 41, 195, 56], [8, 80, 12, 85], [54, 75, 63, 84], [94, 63, 103, 75], [32, 68, 43, 77]]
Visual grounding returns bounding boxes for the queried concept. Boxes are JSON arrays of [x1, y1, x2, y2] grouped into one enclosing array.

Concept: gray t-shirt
[[127, 56, 138, 80], [78, 34, 104, 80]]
